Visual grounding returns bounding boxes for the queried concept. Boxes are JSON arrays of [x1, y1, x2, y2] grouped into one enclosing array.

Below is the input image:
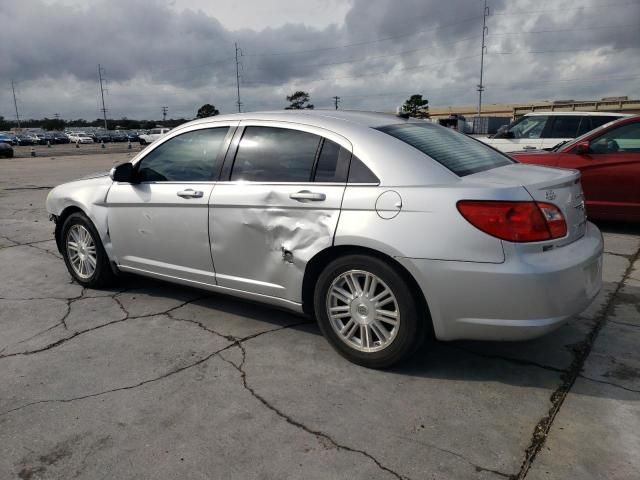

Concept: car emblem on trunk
[[545, 190, 556, 201]]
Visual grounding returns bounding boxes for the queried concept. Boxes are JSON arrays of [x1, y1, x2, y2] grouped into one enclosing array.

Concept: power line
[[244, 16, 483, 57], [489, 23, 638, 36], [490, 46, 640, 55], [491, 0, 640, 16], [11, 80, 21, 128], [98, 64, 108, 130]]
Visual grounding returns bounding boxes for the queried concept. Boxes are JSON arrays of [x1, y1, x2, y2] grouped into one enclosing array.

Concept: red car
[[511, 115, 640, 222]]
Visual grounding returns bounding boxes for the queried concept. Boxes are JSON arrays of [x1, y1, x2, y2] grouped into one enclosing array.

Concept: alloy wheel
[[326, 269, 400, 353]]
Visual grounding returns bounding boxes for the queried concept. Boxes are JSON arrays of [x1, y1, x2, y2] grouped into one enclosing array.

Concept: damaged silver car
[[46, 110, 603, 368]]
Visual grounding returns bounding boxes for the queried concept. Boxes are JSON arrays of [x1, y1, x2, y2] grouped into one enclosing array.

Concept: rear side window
[[313, 139, 350, 182], [590, 116, 619, 130], [231, 127, 320, 182], [547, 116, 581, 138], [377, 123, 513, 177]]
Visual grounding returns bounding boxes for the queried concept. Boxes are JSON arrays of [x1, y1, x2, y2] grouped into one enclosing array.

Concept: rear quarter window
[[376, 123, 513, 176]]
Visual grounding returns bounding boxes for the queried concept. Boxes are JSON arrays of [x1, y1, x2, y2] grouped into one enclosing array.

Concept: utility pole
[[54, 113, 60, 120], [477, 0, 489, 117], [162, 106, 168, 122], [235, 43, 243, 113], [11, 80, 21, 128], [333, 96, 341, 110], [98, 64, 108, 130]]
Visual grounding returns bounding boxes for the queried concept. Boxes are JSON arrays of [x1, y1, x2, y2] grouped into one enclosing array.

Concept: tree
[[196, 104, 220, 118], [402, 94, 429, 118], [285, 91, 314, 110]]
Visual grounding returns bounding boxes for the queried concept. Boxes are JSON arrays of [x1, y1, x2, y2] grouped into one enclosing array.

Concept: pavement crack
[[578, 374, 640, 394], [609, 319, 640, 329], [221, 337, 409, 480], [446, 345, 565, 374], [3, 186, 54, 191], [514, 246, 640, 480], [0, 320, 309, 417], [393, 435, 512, 479]]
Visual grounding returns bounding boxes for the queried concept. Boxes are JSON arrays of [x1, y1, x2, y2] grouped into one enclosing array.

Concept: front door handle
[[522, 145, 537, 150], [289, 190, 326, 202], [177, 189, 204, 199]]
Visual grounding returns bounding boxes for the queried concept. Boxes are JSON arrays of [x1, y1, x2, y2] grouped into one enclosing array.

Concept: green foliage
[[196, 104, 220, 118], [402, 94, 429, 118], [285, 91, 314, 110]]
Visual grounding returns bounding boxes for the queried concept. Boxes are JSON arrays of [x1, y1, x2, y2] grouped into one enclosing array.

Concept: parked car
[[16, 134, 35, 146], [0, 142, 13, 158], [511, 115, 640, 222], [0, 133, 16, 145], [125, 130, 140, 142], [67, 133, 94, 144], [94, 131, 111, 143], [53, 132, 70, 144], [139, 127, 170, 145], [478, 112, 628, 152], [46, 111, 603, 368], [0, 132, 18, 145], [109, 131, 128, 142]]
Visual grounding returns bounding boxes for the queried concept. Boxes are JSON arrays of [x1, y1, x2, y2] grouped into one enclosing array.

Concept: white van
[[478, 112, 628, 152]]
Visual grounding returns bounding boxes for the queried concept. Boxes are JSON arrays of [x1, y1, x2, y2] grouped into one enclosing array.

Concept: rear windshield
[[376, 122, 514, 176]]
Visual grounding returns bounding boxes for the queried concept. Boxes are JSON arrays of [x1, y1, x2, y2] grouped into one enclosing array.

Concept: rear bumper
[[397, 222, 604, 341]]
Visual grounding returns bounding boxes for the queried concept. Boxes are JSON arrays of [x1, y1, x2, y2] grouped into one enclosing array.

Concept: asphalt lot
[[1, 153, 639, 480]]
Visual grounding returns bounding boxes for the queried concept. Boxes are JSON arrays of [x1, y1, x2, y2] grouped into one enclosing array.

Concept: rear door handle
[[289, 190, 326, 202], [177, 189, 204, 199]]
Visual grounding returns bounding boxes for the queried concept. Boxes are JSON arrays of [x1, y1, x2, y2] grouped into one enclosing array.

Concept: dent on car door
[[209, 124, 350, 303], [106, 126, 233, 284]]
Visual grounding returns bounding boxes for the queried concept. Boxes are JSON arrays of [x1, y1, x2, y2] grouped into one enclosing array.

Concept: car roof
[[523, 111, 631, 117], [182, 109, 418, 130]]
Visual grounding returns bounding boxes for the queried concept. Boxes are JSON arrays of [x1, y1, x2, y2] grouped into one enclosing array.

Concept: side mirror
[[109, 162, 136, 183], [575, 141, 590, 154]]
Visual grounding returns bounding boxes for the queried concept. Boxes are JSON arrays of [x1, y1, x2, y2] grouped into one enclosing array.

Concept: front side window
[[231, 127, 321, 182], [137, 127, 229, 182], [590, 122, 640, 154], [377, 122, 513, 177], [509, 116, 548, 139]]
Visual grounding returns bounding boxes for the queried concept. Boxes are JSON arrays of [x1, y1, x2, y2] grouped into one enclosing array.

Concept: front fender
[[46, 175, 114, 259]]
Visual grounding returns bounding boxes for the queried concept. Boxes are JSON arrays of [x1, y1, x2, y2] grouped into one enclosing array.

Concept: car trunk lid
[[463, 163, 587, 245]]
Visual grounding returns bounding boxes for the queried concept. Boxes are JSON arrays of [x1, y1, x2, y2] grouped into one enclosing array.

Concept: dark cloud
[[0, 0, 638, 120]]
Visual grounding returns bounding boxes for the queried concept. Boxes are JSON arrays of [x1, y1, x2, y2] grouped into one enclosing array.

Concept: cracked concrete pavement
[[1, 153, 639, 479]]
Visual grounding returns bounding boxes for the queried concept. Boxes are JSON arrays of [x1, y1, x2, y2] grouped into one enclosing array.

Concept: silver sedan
[[46, 110, 603, 368]]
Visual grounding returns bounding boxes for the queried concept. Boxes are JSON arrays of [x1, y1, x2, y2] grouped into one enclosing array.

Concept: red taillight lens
[[457, 200, 567, 242]]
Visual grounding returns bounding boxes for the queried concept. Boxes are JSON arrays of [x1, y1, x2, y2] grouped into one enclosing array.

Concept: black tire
[[139, 139, 147, 145], [313, 254, 427, 369], [61, 212, 115, 288]]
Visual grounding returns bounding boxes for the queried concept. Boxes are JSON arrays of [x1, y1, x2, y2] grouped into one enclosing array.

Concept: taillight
[[457, 200, 567, 242]]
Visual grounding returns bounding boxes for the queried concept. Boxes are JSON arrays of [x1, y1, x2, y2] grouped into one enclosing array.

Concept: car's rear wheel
[[61, 212, 115, 288], [314, 254, 426, 368]]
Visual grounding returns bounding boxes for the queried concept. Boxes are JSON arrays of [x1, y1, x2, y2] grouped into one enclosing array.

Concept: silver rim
[[66, 224, 97, 280], [326, 270, 400, 353]]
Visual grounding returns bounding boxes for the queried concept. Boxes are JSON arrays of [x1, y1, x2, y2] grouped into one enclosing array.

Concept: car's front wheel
[[314, 254, 426, 368], [61, 212, 115, 288]]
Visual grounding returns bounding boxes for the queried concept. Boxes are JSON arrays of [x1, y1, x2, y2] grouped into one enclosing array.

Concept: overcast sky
[[1, 0, 639, 120]]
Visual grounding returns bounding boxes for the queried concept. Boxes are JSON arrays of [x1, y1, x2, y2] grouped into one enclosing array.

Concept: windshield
[[377, 122, 514, 176]]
